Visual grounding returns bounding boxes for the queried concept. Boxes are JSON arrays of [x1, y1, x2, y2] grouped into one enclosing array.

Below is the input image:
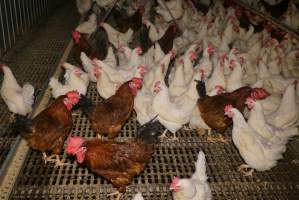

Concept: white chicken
[[170, 151, 212, 200], [226, 59, 243, 92], [156, 0, 184, 22], [0, 65, 35, 116], [49, 63, 89, 98], [246, 97, 298, 143], [132, 192, 144, 200], [169, 60, 187, 97], [75, 13, 97, 34], [225, 105, 286, 176], [101, 22, 133, 48], [267, 81, 299, 129]]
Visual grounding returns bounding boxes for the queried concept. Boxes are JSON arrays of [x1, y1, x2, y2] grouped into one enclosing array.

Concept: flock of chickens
[[1, 0, 299, 199]]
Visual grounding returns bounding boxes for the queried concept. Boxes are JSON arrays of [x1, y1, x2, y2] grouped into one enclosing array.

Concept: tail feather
[[137, 117, 162, 145], [22, 83, 35, 106], [191, 151, 208, 182], [10, 114, 33, 137], [195, 80, 207, 98]]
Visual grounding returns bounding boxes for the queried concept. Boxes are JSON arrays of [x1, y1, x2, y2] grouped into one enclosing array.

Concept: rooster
[[78, 78, 143, 138], [10, 91, 80, 166], [0, 64, 35, 116], [195, 79, 269, 142], [65, 119, 162, 200]]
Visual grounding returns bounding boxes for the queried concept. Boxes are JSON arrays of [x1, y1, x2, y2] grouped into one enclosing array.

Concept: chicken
[[267, 81, 299, 129], [132, 192, 144, 200], [75, 0, 92, 15], [113, 6, 144, 33], [226, 58, 243, 92], [246, 97, 298, 143], [158, 23, 180, 54], [49, 63, 89, 98], [10, 91, 80, 166], [260, 0, 290, 19], [196, 80, 269, 136], [156, 0, 184, 22], [101, 22, 133, 49], [72, 31, 107, 65], [0, 64, 35, 116], [78, 78, 143, 138], [75, 13, 97, 35], [170, 151, 211, 200], [224, 104, 286, 176], [65, 119, 162, 199]]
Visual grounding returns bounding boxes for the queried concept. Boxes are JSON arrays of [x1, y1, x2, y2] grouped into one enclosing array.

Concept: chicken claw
[[107, 191, 123, 200], [196, 129, 206, 136], [42, 153, 69, 167], [159, 130, 179, 141], [238, 164, 254, 177], [183, 125, 193, 131], [207, 134, 229, 144]]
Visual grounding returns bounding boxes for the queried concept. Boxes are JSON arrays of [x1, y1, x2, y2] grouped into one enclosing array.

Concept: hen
[[225, 104, 286, 176], [0, 64, 35, 116], [78, 78, 143, 138], [158, 23, 180, 54], [195, 80, 269, 138], [72, 31, 107, 65], [170, 151, 211, 200], [10, 91, 80, 166], [65, 119, 162, 199]]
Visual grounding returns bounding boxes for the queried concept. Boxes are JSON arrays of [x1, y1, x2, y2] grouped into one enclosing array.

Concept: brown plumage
[[78, 80, 142, 138], [196, 81, 269, 133], [65, 120, 162, 193], [11, 92, 80, 154], [158, 23, 180, 54], [85, 139, 154, 192], [72, 31, 106, 65]]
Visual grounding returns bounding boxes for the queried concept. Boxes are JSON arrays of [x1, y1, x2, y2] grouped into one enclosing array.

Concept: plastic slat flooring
[[0, 1, 80, 170]]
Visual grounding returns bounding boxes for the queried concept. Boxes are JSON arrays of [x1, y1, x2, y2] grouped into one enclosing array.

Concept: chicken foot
[[42, 153, 69, 167], [107, 191, 123, 200], [159, 129, 179, 141], [238, 164, 254, 177]]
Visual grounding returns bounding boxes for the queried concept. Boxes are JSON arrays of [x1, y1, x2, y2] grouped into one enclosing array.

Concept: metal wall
[[0, 0, 52, 57]]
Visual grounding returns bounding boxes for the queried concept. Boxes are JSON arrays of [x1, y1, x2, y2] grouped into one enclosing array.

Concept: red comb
[[251, 88, 269, 100], [224, 104, 233, 113], [72, 31, 81, 44]]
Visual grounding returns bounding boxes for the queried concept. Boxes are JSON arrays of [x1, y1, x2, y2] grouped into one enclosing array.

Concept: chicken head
[[72, 31, 81, 44], [63, 91, 81, 110], [170, 177, 180, 192], [245, 97, 255, 110], [224, 104, 234, 118], [65, 136, 86, 163]]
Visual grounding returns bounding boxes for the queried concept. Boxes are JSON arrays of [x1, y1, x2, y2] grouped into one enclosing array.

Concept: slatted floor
[[2, 1, 299, 200]]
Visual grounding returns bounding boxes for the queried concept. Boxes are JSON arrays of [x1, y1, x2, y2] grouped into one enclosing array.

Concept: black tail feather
[[77, 94, 95, 115], [195, 79, 206, 99], [9, 114, 32, 136], [137, 117, 163, 145]]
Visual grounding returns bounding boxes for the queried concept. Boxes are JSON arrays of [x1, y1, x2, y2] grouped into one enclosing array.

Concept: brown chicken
[[72, 31, 107, 65], [158, 22, 181, 54], [196, 80, 269, 140], [78, 78, 143, 138], [65, 120, 162, 199], [11, 91, 81, 166]]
